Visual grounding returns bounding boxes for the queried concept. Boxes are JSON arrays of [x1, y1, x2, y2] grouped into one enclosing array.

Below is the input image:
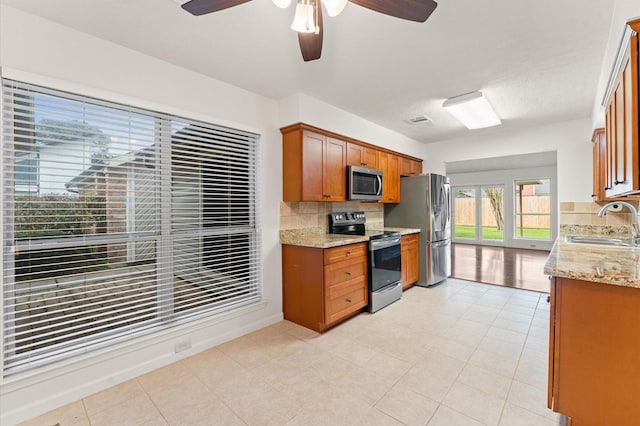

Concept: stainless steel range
[[328, 212, 402, 313]]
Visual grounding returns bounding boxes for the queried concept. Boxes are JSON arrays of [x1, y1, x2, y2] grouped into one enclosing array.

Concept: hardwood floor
[[451, 243, 551, 293]]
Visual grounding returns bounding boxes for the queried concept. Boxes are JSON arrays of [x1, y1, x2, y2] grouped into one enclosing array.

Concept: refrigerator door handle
[[430, 240, 450, 247]]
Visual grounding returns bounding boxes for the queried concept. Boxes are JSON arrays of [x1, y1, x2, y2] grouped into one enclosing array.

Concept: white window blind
[[1, 79, 261, 375]]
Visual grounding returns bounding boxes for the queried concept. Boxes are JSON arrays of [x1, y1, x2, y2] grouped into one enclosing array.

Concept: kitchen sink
[[565, 235, 635, 247]]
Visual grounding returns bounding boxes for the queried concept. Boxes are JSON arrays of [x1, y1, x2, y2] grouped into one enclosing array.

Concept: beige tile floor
[[20, 278, 566, 426]]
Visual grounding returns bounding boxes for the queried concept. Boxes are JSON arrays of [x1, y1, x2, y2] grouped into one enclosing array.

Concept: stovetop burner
[[368, 230, 401, 240]]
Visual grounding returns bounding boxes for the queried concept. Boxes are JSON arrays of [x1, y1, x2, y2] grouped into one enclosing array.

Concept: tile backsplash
[[280, 201, 384, 233], [560, 201, 639, 236], [281, 201, 640, 238]]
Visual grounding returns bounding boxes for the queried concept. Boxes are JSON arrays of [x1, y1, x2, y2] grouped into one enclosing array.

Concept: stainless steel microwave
[[348, 166, 383, 201]]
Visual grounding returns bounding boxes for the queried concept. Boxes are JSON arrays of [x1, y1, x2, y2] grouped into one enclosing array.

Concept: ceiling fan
[[180, 0, 438, 61]]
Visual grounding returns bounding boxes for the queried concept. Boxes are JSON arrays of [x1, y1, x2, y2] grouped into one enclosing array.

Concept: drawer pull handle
[[346, 251, 351, 255], [345, 271, 352, 276], [346, 298, 352, 303]]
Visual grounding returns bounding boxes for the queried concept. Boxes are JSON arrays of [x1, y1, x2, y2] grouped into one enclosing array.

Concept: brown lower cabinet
[[401, 234, 419, 290], [548, 277, 640, 425], [282, 242, 368, 332]]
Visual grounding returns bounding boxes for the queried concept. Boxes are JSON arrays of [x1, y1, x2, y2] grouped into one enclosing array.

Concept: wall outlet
[[174, 339, 191, 353]]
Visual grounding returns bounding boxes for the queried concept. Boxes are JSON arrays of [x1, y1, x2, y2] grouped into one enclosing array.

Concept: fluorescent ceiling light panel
[[443, 91, 501, 129]]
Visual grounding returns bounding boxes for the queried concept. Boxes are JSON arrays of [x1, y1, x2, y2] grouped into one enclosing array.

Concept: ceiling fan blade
[[297, 0, 324, 62], [181, 0, 252, 16], [348, 0, 437, 22]]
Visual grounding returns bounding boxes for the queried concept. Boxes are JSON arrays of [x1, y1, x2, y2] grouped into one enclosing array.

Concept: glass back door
[[453, 185, 504, 246]]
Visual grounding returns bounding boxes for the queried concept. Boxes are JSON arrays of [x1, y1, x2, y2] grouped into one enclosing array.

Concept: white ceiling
[[1, 0, 616, 143]]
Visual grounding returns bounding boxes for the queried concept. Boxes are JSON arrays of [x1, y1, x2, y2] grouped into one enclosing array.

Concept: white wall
[[422, 118, 593, 203], [279, 93, 425, 158], [0, 6, 284, 425]]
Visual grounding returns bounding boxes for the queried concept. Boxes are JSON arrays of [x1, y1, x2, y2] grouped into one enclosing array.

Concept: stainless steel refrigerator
[[384, 173, 451, 286]]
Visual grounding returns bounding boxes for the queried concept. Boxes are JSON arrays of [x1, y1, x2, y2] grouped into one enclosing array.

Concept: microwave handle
[[376, 175, 383, 196]]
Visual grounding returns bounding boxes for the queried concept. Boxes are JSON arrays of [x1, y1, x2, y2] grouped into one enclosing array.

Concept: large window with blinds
[[1, 79, 261, 375]]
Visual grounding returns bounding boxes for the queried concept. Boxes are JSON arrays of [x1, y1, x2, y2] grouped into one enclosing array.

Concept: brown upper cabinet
[[592, 128, 606, 201], [346, 142, 379, 169], [378, 151, 400, 203], [601, 18, 640, 198], [400, 157, 422, 177], [282, 126, 347, 202], [281, 123, 421, 203]]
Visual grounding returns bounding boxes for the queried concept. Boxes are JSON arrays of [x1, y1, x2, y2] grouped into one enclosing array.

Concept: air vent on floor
[[407, 115, 433, 125]]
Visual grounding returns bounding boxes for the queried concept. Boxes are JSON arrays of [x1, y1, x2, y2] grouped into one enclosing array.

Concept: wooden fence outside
[[454, 196, 550, 229]]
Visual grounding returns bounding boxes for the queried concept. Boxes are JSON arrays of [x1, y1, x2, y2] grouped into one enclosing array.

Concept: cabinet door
[[400, 158, 421, 177], [346, 143, 364, 167], [592, 128, 605, 200], [401, 234, 419, 289], [282, 245, 325, 332], [604, 31, 639, 198], [412, 159, 423, 176], [401, 246, 408, 289], [300, 131, 346, 201], [362, 146, 379, 169], [323, 137, 347, 201], [406, 242, 419, 285], [378, 151, 400, 203], [549, 277, 640, 425], [347, 142, 378, 169], [301, 130, 326, 201]]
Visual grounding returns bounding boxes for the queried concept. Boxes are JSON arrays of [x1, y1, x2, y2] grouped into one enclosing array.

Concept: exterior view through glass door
[[453, 185, 504, 245], [453, 187, 476, 241], [514, 178, 551, 240]]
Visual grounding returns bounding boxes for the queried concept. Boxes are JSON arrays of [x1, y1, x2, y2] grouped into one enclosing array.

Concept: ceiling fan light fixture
[[291, 0, 317, 33], [322, 0, 348, 17], [272, 0, 292, 8], [442, 91, 501, 130]]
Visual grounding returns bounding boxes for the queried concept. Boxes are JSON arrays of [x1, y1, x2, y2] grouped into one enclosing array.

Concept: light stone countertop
[[544, 236, 640, 288], [280, 227, 420, 249], [383, 227, 421, 236]]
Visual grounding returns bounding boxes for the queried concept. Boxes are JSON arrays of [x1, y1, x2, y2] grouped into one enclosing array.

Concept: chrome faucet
[[597, 201, 640, 246]]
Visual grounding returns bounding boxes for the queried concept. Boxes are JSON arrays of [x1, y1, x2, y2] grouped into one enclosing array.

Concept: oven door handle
[[370, 237, 401, 251]]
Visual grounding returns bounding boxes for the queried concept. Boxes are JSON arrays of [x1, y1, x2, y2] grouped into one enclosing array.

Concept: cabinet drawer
[[324, 242, 367, 264], [325, 279, 367, 324], [325, 257, 367, 287]]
